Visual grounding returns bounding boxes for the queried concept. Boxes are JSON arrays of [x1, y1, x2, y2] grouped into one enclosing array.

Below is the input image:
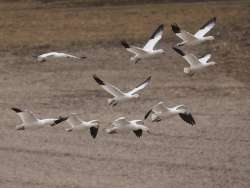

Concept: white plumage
[[93, 75, 151, 106], [173, 47, 216, 75], [106, 117, 150, 137], [65, 114, 100, 139], [36, 52, 86, 62], [11, 107, 68, 130], [144, 102, 195, 125], [171, 17, 216, 46], [121, 24, 165, 63]]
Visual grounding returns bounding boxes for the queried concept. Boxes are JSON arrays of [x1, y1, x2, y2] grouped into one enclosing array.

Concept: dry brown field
[[0, 1, 249, 188]]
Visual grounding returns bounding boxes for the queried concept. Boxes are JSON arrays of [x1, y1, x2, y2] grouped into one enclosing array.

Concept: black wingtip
[[81, 56, 87, 59], [51, 116, 68, 127], [93, 75, 105, 85], [172, 47, 185, 56], [179, 113, 196, 126], [133, 129, 143, 138], [90, 127, 98, 139], [145, 76, 152, 82], [199, 53, 211, 60], [171, 23, 181, 33], [144, 109, 152, 120], [139, 76, 151, 87], [121, 40, 130, 48], [149, 24, 164, 39], [200, 17, 217, 29], [11, 107, 22, 113], [135, 59, 141, 64]]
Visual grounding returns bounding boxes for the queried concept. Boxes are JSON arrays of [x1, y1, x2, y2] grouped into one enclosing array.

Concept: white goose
[[11, 107, 68, 130], [121, 24, 164, 64], [106, 117, 150, 137], [35, 52, 86, 62], [65, 114, 99, 139], [173, 47, 216, 75], [144, 102, 195, 126], [93, 75, 151, 106], [171, 17, 216, 46]]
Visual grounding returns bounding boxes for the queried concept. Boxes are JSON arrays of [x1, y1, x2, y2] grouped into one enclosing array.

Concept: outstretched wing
[[93, 75, 125, 97], [171, 23, 197, 42], [38, 52, 57, 58], [143, 24, 164, 51], [153, 102, 167, 114], [173, 47, 200, 66], [144, 109, 153, 120], [121, 40, 147, 55], [113, 117, 130, 127], [66, 114, 82, 127], [144, 102, 166, 120], [199, 54, 212, 64], [133, 129, 143, 137], [131, 120, 144, 125], [175, 105, 187, 111], [106, 127, 118, 134], [63, 53, 81, 59], [194, 17, 216, 38], [179, 113, 196, 125], [184, 54, 201, 66], [11, 108, 38, 124], [127, 76, 151, 95], [89, 127, 99, 139]]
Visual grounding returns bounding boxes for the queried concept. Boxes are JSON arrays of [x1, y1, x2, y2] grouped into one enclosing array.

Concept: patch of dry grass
[[1, 1, 250, 84], [0, 1, 249, 54]]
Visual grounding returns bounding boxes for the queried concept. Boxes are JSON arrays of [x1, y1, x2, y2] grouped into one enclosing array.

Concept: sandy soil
[[0, 1, 249, 188]]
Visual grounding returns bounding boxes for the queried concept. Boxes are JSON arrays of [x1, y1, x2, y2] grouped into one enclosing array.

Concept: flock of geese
[[12, 17, 217, 138]]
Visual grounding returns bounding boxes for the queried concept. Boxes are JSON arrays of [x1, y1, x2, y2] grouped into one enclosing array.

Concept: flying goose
[[106, 117, 150, 137], [171, 17, 216, 46], [11, 108, 68, 130], [144, 102, 195, 125], [121, 24, 164, 64], [93, 75, 151, 106], [173, 47, 216, 75], [65, 114, 100, 139], [35, 52, 86, 62]]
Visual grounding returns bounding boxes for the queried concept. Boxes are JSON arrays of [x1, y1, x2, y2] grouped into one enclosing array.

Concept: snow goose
[[144, 102, 195, 125], [11, 107, 68, 130], [35, 52, 86, 62], [65, 114, 99, 139], [93, 75, 151, 106], [106, 117, 150, 137], [171, 17, 216, 46], [121, 24, 164, 64], [173, 47, 216, 75]]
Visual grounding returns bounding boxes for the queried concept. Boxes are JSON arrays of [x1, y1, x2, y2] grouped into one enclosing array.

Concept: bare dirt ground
[[0, 1, 249, 188]]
